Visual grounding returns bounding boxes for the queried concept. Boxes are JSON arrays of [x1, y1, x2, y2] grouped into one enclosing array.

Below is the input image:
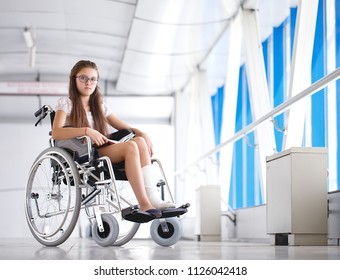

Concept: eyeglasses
[[76, 75, 98, 84]]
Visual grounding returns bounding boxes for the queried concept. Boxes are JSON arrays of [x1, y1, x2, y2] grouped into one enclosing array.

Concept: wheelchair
[[25, 105, 189, 247]]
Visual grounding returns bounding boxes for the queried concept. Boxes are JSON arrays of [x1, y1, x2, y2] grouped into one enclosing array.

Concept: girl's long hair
[[68, 60, 108, 135]]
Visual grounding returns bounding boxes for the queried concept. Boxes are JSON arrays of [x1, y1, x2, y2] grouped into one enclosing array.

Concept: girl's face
[[75, 67, 98, 97]]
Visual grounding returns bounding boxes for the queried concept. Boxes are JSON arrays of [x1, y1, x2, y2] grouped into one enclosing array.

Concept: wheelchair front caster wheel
[[92, 214, 119, 247], [150, 217, 182, 247]]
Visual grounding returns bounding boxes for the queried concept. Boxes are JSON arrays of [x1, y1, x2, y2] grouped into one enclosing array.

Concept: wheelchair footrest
[[121, 203, 190, 223], [121, 206, 156, 223], [160, 203, 190, 218]]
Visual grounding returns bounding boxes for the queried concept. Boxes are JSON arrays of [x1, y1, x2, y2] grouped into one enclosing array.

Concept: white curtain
[[178, 70, 218, 214]]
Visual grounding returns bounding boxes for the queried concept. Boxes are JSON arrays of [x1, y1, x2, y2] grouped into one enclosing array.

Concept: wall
[[0, 122, 50, 238]]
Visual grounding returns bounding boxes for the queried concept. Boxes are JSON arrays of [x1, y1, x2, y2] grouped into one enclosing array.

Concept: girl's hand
[[86, 127, 108, 146], [140, 132, 154, 157]]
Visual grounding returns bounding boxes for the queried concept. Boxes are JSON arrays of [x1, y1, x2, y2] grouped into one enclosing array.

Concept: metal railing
[[174, 67, 340, 177]]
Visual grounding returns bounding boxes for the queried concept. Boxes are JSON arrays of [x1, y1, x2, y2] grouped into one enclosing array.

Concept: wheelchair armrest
[[76, 135, 93, 154], [54, 135, 94, 164]]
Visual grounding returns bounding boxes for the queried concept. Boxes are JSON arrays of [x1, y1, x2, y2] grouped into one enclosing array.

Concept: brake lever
[[34, 112, 47, 126], [35, 117, 43, 127]]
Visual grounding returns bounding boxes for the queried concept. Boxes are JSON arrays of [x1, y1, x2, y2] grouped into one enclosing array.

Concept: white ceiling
[[0, 0, 295, 123]]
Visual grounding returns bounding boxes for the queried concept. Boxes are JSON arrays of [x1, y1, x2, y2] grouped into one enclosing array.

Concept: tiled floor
[[1, 238, 340, 260]]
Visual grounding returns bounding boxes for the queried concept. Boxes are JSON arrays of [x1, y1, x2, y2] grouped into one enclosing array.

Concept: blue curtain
[[311, 0, 326, 147], [210, 1, 340, 209]]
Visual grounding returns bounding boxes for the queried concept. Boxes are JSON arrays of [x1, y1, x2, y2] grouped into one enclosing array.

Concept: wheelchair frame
[[25, 105, 189, 247]]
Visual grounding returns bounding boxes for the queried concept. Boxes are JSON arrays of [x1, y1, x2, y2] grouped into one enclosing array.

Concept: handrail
[[174, 67, 340, 177]]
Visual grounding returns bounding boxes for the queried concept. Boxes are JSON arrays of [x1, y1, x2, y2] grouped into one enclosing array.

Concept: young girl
[[52, 60, 175, 218]]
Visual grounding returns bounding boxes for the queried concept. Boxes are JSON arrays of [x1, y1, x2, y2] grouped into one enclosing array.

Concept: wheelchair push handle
[[34, 105, 54, 126], [34, 105, 51, 117], [34, 107, 43, 117]]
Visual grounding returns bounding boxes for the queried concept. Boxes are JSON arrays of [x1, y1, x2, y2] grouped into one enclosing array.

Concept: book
[[108, 129, 135, 142], [94, 129, 135, 148]]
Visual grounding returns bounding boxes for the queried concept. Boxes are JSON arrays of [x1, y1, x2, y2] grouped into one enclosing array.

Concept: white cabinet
[[195, 185, 221, 241], [266, 147, 328, 245]]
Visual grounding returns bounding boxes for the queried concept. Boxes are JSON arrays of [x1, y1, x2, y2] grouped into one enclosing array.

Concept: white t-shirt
[[55, 96, 111, 128]]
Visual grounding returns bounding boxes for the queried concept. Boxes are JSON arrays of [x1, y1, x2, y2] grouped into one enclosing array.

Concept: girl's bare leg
[[97, 141, 155, 211], [131, 136, 151, 167], [132, 137, 176, 209]]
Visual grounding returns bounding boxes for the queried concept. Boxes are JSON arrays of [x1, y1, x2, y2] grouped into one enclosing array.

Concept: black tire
[[92, 214, 119, 247], [25, 147, 81, 246], [150, 218, 182, 247]]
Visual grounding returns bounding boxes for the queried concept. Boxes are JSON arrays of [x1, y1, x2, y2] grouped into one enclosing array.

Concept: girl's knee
[[122, 141, 140, 162], [133, 136, 147, 146], [133, 137, 148, 152], [125, 140, 139, 153]]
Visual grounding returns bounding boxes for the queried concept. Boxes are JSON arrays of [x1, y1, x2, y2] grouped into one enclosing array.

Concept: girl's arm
[[52, 110, 108, 146]]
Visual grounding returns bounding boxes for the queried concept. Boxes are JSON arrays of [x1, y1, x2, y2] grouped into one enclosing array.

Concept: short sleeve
[[103, 102, 112, 117], [55, 97, 72, 116]]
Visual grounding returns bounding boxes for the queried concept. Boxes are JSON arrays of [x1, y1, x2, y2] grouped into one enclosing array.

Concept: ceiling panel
[[116, 72, 189, 95], [126, 19, 229, 54], [0, 0, 240, 122], [120, 51, 203, 76], [0, 0, 296, 123], [116, 0, 239, 94], [135, 0, 239, 24], [0, 0, 136, 81]]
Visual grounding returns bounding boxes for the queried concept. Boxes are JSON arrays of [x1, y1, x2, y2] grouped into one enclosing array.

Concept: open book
[[94, 129, 135, 148]]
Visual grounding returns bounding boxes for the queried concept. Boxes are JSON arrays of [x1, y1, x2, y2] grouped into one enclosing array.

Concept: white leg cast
[[142, 165, 176, 209]]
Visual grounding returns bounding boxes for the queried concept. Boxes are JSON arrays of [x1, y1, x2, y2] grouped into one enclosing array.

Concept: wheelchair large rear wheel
[[25, 147, 81, 246]]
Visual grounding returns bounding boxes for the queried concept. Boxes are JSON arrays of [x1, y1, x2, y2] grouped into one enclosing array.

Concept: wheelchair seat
[[54, 128, 135, 179], [111, 161, 128, 181]]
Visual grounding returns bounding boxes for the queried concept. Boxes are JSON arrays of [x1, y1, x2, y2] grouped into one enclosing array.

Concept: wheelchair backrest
[[35, 105, 93, 164]]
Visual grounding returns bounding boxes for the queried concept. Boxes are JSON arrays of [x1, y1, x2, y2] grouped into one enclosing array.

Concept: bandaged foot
[[145, 187, 176, 209], [142, 165, 176, 209]]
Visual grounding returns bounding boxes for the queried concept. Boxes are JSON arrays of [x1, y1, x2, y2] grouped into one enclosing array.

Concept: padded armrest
[[54, 135, 93, 163]]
